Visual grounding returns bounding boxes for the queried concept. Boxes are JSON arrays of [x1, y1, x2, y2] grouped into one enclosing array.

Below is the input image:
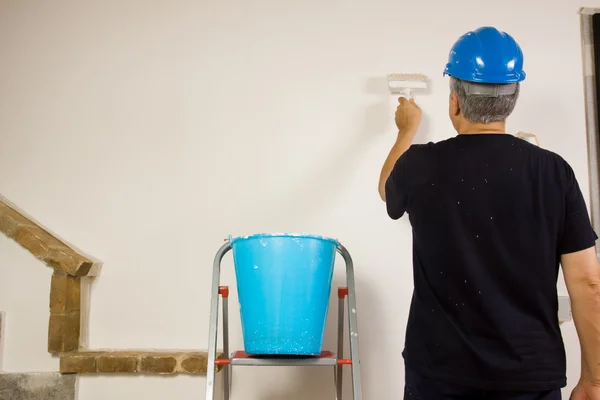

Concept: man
[[378, 26, 600, 399]]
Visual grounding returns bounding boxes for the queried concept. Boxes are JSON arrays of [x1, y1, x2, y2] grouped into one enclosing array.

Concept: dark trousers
[[404, 368, 562, 400]]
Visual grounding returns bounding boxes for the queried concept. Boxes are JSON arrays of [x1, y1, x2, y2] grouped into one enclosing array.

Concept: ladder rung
[[222, 350, 350, 366]]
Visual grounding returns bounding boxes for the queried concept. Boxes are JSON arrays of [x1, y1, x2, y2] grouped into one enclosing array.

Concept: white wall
[[0, 1, 596, 398]]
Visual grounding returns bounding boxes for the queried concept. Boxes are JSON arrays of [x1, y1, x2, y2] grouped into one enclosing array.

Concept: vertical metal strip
[[583, 11, 600, 245], [223, 295, 230, 400], [205, 242, 232, 400], [337, 243, 362, 399], [336, 294, 345, 399]]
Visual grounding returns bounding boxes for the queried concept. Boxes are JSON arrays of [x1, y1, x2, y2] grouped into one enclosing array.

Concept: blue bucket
[[230, 233, 338, 355]]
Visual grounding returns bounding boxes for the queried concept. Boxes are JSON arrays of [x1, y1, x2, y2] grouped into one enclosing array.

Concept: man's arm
[[558, 160, 600, 399], [563, 247, 600, 398], [378, 130, 416, 202], [378, 97, 421, 202]]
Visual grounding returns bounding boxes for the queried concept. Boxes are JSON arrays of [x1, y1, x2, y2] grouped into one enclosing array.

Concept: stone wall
[[0, 195, 221, 399], [60, 351, 210, 375], [0, 373, 76, 400]]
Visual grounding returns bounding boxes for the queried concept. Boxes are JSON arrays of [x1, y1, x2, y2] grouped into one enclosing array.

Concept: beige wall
[[0, 1, 596, 398]]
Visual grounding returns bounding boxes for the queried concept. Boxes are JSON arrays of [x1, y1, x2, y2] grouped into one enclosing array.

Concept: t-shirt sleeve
[[385, 153, 410, 220], [385, 144, 433, 220], [559, 163, 598, 255]]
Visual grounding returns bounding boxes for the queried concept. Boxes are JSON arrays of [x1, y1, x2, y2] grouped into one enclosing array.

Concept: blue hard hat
[[443, 26, 526, 84]]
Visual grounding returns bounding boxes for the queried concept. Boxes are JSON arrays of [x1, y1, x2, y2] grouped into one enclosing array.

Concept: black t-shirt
[[385, 133, 598, 391]]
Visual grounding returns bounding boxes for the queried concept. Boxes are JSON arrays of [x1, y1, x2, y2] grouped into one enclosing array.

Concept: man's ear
[[450, 92, 461, 117], [450, 92, 460, 117]]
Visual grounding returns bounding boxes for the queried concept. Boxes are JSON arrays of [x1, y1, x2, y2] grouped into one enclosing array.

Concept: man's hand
[[570, 380, 600, 399], [378, 97, 423, 201], [395, 97, 422, 134]]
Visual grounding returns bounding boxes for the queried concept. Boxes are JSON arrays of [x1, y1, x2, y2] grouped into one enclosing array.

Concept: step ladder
[[205, 239, 363, 399]]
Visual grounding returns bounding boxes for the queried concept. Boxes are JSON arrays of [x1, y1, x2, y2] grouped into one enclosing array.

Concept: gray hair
[[450, 77, 520, 124]]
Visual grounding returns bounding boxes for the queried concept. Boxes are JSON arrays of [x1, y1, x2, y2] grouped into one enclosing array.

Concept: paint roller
[[387, 73, 429, 99]]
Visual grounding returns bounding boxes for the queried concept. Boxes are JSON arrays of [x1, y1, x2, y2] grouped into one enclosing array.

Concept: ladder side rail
[[205, 242, 232, 399], [337, 243, 363, 400]]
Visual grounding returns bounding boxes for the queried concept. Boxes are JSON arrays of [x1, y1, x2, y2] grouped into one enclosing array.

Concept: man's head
[[443, 27, 526, 134], [448, 77, 520, 132]]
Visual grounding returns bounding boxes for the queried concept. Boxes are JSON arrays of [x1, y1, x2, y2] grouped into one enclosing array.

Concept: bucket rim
[[229, 232, 339, 246]]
